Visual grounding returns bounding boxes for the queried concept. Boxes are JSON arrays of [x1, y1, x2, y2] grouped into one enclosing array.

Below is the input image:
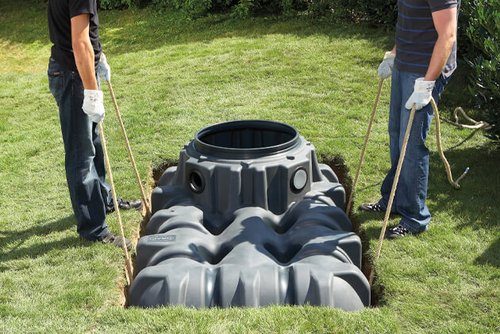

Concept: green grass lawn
[[1, 1, 498, 333]]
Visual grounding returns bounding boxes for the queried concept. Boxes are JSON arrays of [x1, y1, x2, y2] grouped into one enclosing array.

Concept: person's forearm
[[425, 8, 457, 81], [424, 34, 455, 81], [71, 14, 98, 90], [73, 39, 98, 90]]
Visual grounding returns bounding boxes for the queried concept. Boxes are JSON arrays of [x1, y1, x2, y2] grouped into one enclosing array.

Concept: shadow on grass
[[427, 143, 500, 231], [474, 237, 499, 268], [0, 0, 392, 59], [0, 215, 91, 263]]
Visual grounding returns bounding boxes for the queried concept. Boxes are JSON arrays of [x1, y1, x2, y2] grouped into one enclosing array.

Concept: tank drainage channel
[[130, 120, 371, 311]]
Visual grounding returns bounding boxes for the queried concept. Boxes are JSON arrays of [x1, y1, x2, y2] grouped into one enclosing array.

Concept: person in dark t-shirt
[[47, 0, 138, 249], [359, 0, 460, 238], [48, 0, 102, 71]]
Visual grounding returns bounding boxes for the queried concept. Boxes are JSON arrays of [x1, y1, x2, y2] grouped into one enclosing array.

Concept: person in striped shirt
[[360, 0, 460, 239]]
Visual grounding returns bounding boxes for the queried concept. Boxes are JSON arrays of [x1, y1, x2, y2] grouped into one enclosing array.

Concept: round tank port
[[291, 168, 308, 192], [189, 170, 205, 193]]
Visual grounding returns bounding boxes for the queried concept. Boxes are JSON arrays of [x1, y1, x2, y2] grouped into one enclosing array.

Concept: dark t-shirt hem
[[395, 62, 457, 78], [50, 47, 101, 71]]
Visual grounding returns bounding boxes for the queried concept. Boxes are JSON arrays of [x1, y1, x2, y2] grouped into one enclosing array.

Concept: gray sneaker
[[385, 223, 430, 239], [359, 202, 399, 214], [359, 202, 385, 212], [385, 224, 410, 239], [106, 198, 142, 214], [100, 233, 132, 251]]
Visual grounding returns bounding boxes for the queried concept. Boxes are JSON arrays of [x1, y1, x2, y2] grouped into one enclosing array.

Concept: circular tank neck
[[194, 120, 300, 159]]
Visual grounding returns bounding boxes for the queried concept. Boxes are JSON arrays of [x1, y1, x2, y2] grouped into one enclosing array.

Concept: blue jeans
[[378, 68, 450, 233], [48, 58, 113, 241]]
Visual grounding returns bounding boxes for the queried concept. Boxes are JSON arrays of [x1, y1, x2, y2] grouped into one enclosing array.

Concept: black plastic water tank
[[129, 120, 370, 310]]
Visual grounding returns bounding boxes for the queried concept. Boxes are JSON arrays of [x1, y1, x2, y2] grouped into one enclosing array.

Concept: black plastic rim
[[188, 170, 205, 193], [194, 120, 300, 159]]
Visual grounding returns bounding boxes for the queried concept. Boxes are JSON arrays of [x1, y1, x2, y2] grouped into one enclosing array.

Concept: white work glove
[[96, 52, 111, 82], [377, 51, 395, 79], [82, 89, 105, 123], [405, 78, 435, 110]]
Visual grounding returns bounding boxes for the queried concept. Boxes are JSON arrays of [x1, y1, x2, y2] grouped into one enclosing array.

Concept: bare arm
[[71, 14, 98, 90], [424, 7, 457, 81]]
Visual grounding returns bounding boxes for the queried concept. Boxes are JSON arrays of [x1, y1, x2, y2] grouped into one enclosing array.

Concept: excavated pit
[[130, 120, 373, 310]]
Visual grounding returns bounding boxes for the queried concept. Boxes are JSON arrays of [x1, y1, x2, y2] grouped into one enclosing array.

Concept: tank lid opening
[[194, 120, 299, 159]]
